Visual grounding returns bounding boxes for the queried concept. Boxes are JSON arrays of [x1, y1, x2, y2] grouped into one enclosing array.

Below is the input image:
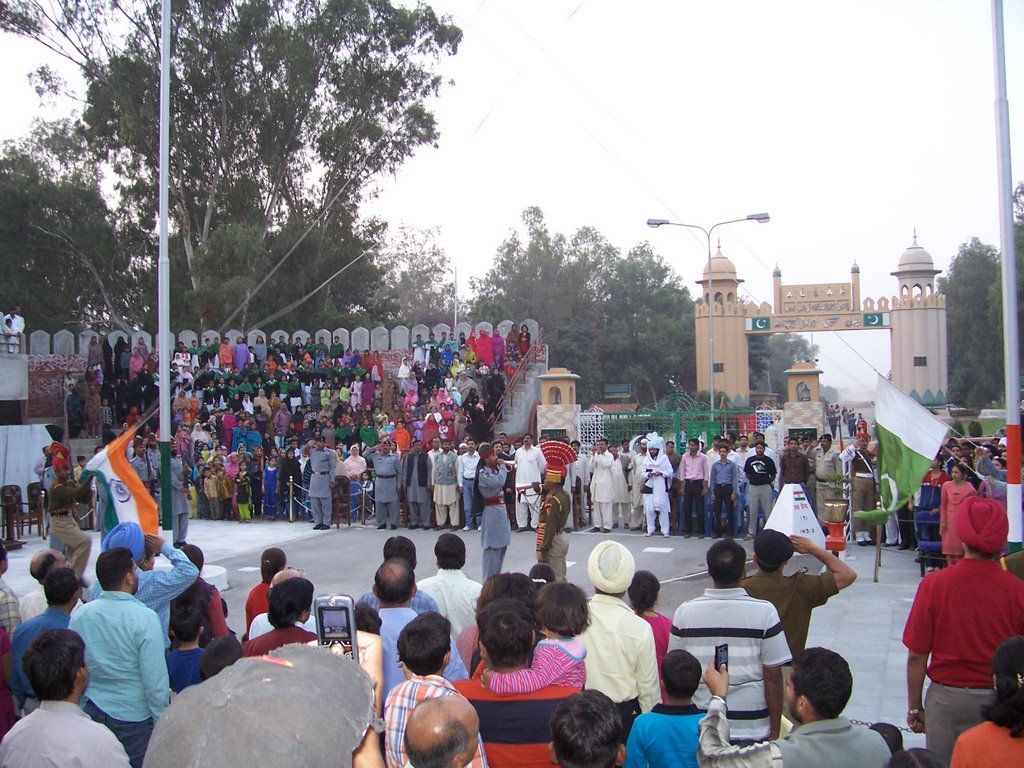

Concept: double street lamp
[[647, 213, 770, 421]]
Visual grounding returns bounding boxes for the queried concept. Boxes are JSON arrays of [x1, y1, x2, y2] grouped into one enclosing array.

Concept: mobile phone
[[314, 594, 359, 663], [714, 643, 728, 671]]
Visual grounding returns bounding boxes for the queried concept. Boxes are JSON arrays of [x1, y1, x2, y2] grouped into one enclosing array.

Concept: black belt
[[316, 471, 330, 475], [50, 510, 74, 518], [933, 681, 992, 691]]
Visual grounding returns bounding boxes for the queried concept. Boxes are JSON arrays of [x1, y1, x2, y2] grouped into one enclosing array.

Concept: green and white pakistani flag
[[874, 375, 948, 512]]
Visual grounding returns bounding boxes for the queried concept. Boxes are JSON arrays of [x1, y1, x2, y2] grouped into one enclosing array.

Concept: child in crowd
[[98, 398, 113, 434], [628, 570, 673, 689], [623, 650, 703, 768], [216, 467, 232, 521], [357, 470, 374, 522], [199, 636, 244, 681], [483, 581, 588, 693], [236, 461, 251, 522], [196, 467, 211, 520], [263, 457, 279, 520], [166, 605, 204, 694]]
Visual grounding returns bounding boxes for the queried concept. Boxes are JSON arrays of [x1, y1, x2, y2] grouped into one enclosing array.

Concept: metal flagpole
[[157, 0, 172, 531], [453, 265, 458, 329], [991, 0, 1021, 550]]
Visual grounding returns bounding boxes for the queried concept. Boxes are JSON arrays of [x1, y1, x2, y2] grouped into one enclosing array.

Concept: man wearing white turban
[[642, 437, 673, 538], [579, 541, 660, 742]]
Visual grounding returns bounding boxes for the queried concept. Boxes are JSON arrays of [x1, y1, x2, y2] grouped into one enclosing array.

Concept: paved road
[[215, 522, 760, 626]]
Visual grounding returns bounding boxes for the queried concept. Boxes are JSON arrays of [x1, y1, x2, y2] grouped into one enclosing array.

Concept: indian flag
[[83, 425, 159, 534], [874, 375, 948, 512]]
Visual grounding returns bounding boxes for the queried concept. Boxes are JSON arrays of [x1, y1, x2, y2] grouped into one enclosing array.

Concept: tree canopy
[[470, 207, 696, 405], [0, 120, 152, 332], [1, 0, 461, 331], [939, 201, 1024, 409]]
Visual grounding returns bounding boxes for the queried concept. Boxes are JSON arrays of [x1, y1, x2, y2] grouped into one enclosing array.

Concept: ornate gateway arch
[[694, 233, 948, 407]]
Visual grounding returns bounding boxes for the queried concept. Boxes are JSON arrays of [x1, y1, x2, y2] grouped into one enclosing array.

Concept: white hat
[[588, 541, 636, 594]]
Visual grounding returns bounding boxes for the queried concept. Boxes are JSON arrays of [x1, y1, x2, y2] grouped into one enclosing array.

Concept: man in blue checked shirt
[[90, 523, 199, 648], [71, 548, 169, 768], [709, 446, 740, 539]]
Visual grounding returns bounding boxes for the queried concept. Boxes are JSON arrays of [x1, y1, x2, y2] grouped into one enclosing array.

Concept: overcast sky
[[3, 1, 1022, 399]]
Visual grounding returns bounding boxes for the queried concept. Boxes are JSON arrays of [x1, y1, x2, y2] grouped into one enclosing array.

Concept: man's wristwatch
[[908, 708, 923, 716]]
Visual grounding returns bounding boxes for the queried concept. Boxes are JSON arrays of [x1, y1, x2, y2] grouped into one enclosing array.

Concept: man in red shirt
[[903, 497, 1024, 763], [454, 599, 577, 767], [243, 548, 286, 640]]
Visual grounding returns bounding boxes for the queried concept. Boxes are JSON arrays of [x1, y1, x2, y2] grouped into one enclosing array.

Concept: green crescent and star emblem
[[863, 312, 889, 327], [752, 317, 770, 330]]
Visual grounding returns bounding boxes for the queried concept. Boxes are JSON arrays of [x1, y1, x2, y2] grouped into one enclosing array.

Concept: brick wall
[[28, 355, 85, 421]]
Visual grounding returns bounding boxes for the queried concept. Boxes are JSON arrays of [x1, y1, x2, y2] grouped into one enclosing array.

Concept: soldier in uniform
[[536, 458, 571, 581], [307, 435, 337, 530], [47, 463, 94, 578], [169, 447, 190, 547], [373, 439, 402, 530], [475, 443, 510, 580], [129, 438, 152, 492]]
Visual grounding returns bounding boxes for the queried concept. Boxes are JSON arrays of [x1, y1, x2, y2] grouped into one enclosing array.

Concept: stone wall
[[22, 320, 544, 421], [26, 319, 541, 355]]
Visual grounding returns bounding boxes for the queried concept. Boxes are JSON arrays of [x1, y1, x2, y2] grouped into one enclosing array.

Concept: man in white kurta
[[629, 438, 648, 530], [611, 445, 632, 527], [588, 440, 616, 533], [642, 438, 673, 538], [513, 434, 546, 530], [567, 440, 590, 531]]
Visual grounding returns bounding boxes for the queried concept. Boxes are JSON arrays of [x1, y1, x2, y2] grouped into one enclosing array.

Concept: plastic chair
[[914, 509, 944, 576], [332, 476, 352, 528], [0, 486, 20, 541], [23, 483, 45, 536]]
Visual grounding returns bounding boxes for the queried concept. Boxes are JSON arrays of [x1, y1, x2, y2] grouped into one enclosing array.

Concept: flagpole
[[991, 0, 1021, 551], [157, 0, 172, 532]]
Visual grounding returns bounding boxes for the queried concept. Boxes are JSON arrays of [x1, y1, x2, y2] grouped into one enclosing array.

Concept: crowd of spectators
[[3, 525, 1017, 767], [55, 325, 536, 527]]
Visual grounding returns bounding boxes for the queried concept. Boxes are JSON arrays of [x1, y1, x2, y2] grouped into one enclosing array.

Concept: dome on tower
[[702, 246, 739, 282], [897, 230, 936, 272]]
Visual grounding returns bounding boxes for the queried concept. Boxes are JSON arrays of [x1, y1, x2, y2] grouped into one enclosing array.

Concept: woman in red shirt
[[628, 570, 672, 699], [243, 578, 316, 657]]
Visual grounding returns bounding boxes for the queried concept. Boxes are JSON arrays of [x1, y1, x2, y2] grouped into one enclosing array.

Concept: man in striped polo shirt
[[668, 539, 790, 744]]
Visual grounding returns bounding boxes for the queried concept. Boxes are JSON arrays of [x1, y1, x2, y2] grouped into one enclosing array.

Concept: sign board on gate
[[764, 484, 826, 549], [603, 383, 632, 399]]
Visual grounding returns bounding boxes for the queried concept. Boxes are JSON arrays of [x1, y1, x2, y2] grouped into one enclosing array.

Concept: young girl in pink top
[[483, 582, 588, 692]]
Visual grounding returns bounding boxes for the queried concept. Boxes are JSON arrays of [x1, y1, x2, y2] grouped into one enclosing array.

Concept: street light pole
[[647, 214, 770, 424]]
